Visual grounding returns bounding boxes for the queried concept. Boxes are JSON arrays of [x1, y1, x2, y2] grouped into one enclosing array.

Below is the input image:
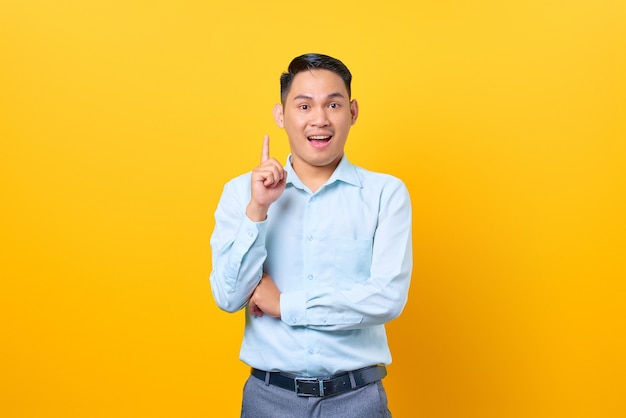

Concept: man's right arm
[[210, 135, 286, 313], [209, 177, 269, 312]]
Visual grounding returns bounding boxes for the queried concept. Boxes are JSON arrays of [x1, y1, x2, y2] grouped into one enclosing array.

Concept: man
[[210, 53, 412, 417]]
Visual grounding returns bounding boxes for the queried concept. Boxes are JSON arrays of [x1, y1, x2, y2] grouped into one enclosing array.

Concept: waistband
[[250, 365, 387, 397]]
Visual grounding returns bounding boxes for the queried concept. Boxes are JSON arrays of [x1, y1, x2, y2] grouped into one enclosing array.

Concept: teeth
[[309, 136, 331, 140]]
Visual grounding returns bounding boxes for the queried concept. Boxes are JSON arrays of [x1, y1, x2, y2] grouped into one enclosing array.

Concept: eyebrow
[[292, 92, 346, 101]]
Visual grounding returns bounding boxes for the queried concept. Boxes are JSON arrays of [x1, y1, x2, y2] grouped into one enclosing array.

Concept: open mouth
[[307, 135, 332, 146]]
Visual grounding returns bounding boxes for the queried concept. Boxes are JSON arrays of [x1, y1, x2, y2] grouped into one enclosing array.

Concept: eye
[[299, 104, 309, 110], [329, 103, 340, 109]]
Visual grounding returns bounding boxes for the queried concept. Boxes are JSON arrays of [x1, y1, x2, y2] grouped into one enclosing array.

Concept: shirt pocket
[[332, 239, 373, 283]]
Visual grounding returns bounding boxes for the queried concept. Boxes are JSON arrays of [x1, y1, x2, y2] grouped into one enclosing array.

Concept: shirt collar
[[285, 154, 362, 190]]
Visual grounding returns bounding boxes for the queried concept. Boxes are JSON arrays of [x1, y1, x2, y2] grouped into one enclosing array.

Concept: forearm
[[210, 241, 265, 313], [280, 253, 412, 331], [210, 181, 269, 312]]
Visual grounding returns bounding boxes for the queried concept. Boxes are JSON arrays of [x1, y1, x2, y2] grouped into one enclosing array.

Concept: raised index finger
[[261, 134, 270, 163]]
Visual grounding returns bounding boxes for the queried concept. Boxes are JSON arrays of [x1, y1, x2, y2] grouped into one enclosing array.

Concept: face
[[274, 69, 358, 176]]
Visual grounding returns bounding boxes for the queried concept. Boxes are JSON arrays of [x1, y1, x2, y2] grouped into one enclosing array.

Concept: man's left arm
[[280, 178, 413, 331]]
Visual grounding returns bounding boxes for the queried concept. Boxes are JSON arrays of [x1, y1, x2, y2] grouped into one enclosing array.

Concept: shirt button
[[307, 235, 313, 241], [308, 349, 314, 355], [248, 231, 254, 238], [291, 317, 297, 324], [307, 274, 313, 280]]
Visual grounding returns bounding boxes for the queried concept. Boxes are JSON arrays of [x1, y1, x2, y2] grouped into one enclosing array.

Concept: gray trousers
[[241, 374, 392, 418]]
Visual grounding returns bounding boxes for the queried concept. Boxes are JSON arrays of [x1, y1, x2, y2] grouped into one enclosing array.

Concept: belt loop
[[348, 370, 357, 389], [264, 371, 271, 386]]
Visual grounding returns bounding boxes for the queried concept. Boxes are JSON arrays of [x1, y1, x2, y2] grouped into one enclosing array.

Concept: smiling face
[[274, 69, 358, 182]]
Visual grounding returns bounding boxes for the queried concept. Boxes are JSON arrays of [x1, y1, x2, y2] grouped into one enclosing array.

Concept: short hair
[[280, 53, 352, 104]]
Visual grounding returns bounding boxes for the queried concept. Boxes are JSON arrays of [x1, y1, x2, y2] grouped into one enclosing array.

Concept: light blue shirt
[[210, 155, 412, 376]]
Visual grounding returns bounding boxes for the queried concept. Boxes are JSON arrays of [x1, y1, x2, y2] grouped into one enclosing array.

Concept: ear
[[273, 103, 284, 128], [350, 99, 359, 125]]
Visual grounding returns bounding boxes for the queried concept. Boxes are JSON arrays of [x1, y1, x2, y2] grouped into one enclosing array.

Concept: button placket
[[302, 191, 321, 363]]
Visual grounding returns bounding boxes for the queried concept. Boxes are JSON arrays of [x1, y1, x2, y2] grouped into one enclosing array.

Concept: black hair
[[280, 53, 352, 104]]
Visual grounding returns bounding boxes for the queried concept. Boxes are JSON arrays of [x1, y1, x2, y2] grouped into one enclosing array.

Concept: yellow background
[[1, 1, 624, 417]]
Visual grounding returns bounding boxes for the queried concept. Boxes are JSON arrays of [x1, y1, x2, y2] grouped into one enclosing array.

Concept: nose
[[310, 106, 330, 127]]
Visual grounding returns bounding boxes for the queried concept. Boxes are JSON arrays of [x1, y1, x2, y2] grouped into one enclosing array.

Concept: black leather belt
[[251, 365, 387, 397]]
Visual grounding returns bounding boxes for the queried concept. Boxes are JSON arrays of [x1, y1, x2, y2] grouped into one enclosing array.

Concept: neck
[[291, 157, 341, 193]]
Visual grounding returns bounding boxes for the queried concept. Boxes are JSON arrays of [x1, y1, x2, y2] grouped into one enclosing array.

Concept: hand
[[249, 273, 281, 318], [246, 135, 287, 221]]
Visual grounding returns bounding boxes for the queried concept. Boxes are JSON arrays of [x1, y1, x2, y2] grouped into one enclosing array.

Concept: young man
[[210, 53, 412, 417]]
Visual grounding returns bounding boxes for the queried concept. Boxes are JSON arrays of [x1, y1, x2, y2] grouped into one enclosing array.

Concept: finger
[[254, 304, 264, 317], [256, 169, 275, 187], [261, 134, 270, 163], [259, 163, 284, 186]]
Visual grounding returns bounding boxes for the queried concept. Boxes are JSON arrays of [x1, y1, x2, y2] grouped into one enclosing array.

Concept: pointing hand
[[246, 135, 286, 221]]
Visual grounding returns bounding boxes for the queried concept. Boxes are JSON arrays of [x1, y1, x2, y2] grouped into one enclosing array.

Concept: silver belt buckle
[[294, 377, 325, 397]]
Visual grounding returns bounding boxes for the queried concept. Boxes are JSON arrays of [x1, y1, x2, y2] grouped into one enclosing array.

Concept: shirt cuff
[[238, 215, 268, 246], [280, 290, 307, 326]]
